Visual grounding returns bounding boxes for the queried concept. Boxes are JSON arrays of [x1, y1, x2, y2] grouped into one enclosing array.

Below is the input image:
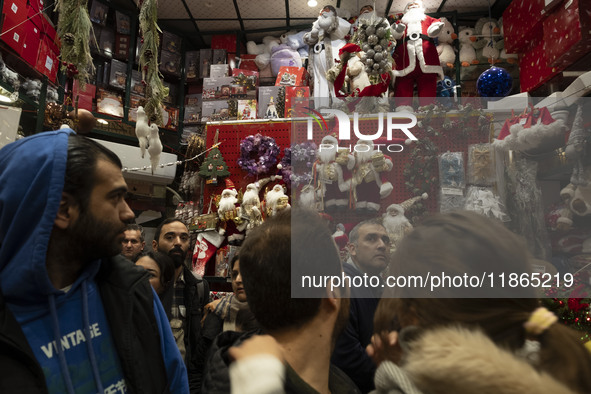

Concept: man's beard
[[356, 146, 374, 163], [383, 214, 409, 233], [318, 11, 337, 33], [402, 8, 425, 24], [69, 208, 126, 261], [219, 195, 238, 213], [318, 147, 336, 164], [164, 245, 186, 268]]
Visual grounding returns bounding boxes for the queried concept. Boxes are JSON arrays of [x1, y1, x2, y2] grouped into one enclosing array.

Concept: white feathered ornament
[[147, 123, 162, 175], [135, 106, 150, 158]]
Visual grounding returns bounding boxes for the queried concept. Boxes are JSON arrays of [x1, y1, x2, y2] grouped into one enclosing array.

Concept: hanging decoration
[[237, 134, 280, 177], [139, 0, 169, 124], [55, 0, 95, 84], [199, 130, 230, 185], [477, 66, 512, 97]]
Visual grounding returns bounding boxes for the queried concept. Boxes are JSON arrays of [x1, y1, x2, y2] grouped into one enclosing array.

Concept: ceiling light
[[307, 0, 317, 7], [97, 118, 109, 125]]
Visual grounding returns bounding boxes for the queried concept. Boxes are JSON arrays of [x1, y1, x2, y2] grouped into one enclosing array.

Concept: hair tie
[[523, 307, 558, 336]]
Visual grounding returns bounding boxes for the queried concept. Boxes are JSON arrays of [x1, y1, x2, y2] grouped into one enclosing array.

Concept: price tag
[[441, 187, 464, 196]]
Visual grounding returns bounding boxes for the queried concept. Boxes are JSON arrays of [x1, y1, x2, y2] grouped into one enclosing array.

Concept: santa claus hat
[[225, 178, 236, 190], [321, 133, 339, 145], [404, 0, 424, 12], [339, 43, 361, 57], [399, 193, 428, 212]]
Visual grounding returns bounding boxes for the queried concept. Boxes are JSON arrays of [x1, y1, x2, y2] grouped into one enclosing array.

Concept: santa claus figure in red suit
[[391, 0, 444, 111]]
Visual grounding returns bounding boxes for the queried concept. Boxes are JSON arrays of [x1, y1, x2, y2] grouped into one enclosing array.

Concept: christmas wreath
[[238, 134, 280, 177]]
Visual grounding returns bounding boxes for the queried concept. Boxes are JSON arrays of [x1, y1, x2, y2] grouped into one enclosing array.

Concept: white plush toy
[[46, 86, 59, 103], [346, 54, 371, 94], [496, 17, 518, 64], [254, 36, 281, 70], [22, 79, 42, 100], [458, 27, 479, 67], [286, 30, 311, 59], [473, 17, 501, 64], [437, 17, 457, 69], [0, 54, 19, 89]]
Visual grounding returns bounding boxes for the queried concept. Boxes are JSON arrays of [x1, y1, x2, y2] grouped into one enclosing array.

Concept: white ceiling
[[117, 0, 511, 49]]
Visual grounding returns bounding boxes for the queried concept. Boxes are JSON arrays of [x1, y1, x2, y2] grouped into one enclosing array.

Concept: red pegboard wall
[[204, 114, 491, 221]]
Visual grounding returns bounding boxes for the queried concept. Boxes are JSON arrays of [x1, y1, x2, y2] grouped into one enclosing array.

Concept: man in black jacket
[[153, 218, 209, 393], [0, 131, 188, 393]]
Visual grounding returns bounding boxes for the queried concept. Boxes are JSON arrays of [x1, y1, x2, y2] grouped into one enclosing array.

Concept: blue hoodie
[[0, 130, 189, 394]]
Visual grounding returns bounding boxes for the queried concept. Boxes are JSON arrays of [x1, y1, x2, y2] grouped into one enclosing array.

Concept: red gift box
[[543, 0, 591, 68], [1, 0, 28, 54], [275, 66, 309, 87], [503, 0, 546, 53], [238, 54, 258, 71], [519, 40, 564, 92], [27, 0, 42, 12], [211, 34, 245, 54], [20, 6, 41, 66], [285, 86, 309, 118], [75, 94, 93, 111], [35, 37, 58, 82]]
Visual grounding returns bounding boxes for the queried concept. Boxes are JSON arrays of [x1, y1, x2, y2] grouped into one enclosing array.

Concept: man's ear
[[346, 242, 356, 257], [152, 239, 158, 252], [54, 192, 78, 230]]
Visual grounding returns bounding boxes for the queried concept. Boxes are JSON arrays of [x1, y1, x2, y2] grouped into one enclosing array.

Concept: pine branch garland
[[139, 0, 168, 124], [55, 0, 95, 84]]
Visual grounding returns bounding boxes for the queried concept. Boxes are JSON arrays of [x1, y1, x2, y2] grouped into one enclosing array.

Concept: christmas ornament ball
[[477, 67, 512, 97], [68, 109, 96, 134], [368, 35, 379, 45]]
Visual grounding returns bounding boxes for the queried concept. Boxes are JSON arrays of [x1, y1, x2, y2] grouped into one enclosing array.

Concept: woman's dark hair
[[144, 250, 175, 291]]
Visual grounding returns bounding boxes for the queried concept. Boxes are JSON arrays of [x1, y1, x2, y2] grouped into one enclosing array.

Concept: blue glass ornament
[[477, 66, 512, 98]]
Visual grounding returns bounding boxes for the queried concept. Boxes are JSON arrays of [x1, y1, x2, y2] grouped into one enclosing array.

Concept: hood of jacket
[[0, 129, 100, 307], [374, 326, 574, 394]]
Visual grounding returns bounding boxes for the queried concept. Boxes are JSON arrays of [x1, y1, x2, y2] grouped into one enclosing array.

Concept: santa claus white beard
[[266, 190, 282, 208], [383, 214, 410, 233], [299, 187, 316, 209], [242, 190, 259, 206], [402, 8, 425, 24], [356, 147, 374, 164], [219, 195, 238, 213], [318, 148, 337, 164], [318, 11, 337, 33]]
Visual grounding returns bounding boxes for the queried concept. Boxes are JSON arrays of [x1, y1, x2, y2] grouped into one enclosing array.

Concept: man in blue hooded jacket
[[0, 130, 189, 394]]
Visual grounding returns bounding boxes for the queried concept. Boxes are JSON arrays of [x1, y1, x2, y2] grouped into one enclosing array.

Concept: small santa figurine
[[352, 140, 393, 213], [240, 182, 263, 234], [265, 184, 291, 217], [390, 0, 444, 111], [314, 134, 354, 212], [216, 179, 246, 243], [382, 193, 427, 252], [304, 5, 351, 108]]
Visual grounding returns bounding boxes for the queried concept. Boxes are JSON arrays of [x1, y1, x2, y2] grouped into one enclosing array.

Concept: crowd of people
[[2, 130, 591, 394]]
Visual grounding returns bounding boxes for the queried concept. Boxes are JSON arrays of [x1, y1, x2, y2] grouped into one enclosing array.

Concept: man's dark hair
[[63, 134, 122, 212], [126, 223, 145, 242], [153, 217, 185, 244], [348, 218, 385, 245], [239, 209, 342, 333]]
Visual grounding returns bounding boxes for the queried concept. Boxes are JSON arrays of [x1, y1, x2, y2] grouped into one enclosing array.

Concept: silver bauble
[[368, 35, 379, 45], [380, 39, 389, 48], [366, 49, 375, 59], [376, 27, 386, 38], [366, 26, 376, 36], [362, 44, 370, 52], [366, 58, 374, 67], [374, 45, 382, 52], [373, 63, 381, 70], [374, 52, 383, 62]]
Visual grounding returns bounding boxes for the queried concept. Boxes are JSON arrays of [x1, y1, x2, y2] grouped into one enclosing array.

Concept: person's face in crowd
[[121, 229, 144, 260], [231, 260, 247, 302], [136, 255, 163, 294], [153, 221, 190, 268], [69, 159, 134, 260], [349, 223, 390, 275]]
